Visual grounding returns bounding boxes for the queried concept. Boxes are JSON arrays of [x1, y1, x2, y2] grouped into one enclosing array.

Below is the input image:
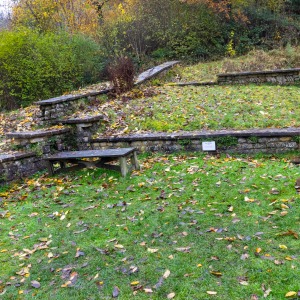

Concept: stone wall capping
[[218, 68, 300, 78], [57, 115, 104, 125], [35, 89, 112, 106], [6, 127, 70, 139], [135, 61, 180, 85], [92, 128, 300, 143], [0, 151, 36, 163]]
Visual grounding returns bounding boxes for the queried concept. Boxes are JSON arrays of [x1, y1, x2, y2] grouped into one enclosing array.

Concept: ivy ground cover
[[0, 153, 299, 299]]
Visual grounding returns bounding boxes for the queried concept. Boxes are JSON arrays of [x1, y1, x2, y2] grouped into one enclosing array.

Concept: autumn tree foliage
[[12, 0, 100, 35]]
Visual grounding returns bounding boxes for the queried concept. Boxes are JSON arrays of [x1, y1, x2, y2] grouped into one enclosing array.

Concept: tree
[[12, 0, 100, 35]]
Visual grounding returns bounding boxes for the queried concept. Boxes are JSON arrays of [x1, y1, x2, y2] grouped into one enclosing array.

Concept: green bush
[[0, 29, 103, 110]]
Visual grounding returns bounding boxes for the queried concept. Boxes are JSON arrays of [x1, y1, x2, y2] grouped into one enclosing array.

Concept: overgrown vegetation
[[0, 30, 103, 110], [0, 153, 299, 299], [0, 0, 299, 109]]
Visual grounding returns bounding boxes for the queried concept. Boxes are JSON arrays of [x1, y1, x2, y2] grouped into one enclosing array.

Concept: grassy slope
[[96, 84, 300, 136], [0, 153, 299, 299]]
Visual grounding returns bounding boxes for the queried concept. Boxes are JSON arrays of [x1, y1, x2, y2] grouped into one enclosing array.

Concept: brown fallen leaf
[[75, 248, 85, 258], [277, 230, 298, 239]]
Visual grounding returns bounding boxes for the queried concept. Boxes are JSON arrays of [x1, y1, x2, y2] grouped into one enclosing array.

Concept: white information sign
[[202, 141, 216, 151]]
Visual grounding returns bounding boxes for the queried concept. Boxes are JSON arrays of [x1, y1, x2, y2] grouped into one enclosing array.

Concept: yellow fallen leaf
[[210, 271, 222, 277], [130, 281, 140, 286], [279, 244, 288, 250], [197, 264, 202, 267], [114, 244, 124, 249], [285, 291, 297, 297], [255, 247, 262, 253]]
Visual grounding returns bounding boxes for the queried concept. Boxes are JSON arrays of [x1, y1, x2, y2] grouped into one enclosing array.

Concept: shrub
[[0, 29, 103, 110], [107, 57, 135, 95]]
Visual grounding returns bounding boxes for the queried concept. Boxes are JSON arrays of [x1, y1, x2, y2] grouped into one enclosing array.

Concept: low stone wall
[[217, 68, 300, 85], [6, 128, 71, 155], [35, 90, 110, 124], [91, 128, 300, 154], [0, 152, 46, 183]]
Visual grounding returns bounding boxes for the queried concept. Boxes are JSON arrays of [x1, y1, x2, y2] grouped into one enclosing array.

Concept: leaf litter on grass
[[0, 153, 299, 299]]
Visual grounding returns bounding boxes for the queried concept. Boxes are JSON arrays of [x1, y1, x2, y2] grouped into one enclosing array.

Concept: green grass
[[97, 84, 300, 135], [0, 152, 299, 299]]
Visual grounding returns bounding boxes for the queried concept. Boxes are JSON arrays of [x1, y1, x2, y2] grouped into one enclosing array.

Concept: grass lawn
[[0, 152, 299, 299], [96, 84, 300, 136]]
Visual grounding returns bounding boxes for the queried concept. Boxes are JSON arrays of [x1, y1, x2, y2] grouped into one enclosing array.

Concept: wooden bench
[[44, 148, 140, 177]]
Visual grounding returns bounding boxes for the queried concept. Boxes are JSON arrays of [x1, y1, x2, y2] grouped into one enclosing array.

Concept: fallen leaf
[[31, 280, 40, 288], [240, 253, 249, 260], [285, 291, 297, 298], [279, 244, 288, 250], [147, 248, 159, 253], [144, 288, 153, 293], [163, 270, 171, 279], [210, 271, 222, 277], [206, 291, 217, 295], [239, 281, 249, 286], [175, 247, 191, 253], [114, 244, 124, 249], [167, 292, 176, 299], [112, 286, 120, 298], [75, 248, 85, 258], [130, 281, 140, 286]]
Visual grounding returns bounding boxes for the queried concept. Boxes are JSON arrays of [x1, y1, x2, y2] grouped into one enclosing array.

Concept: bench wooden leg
[[46, 161, 55, 176], [119, 157, 128, 177], [130, 151, 140, 170]]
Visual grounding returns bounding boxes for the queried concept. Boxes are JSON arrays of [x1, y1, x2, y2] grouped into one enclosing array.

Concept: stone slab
[[92, 128, 300, 143], [218, 68, 300, 78], [58, 115, 103, 124], [135, 61, 180, 85], [0, 152, 36, 163], [35, 89, 112, 106], [7, 128, 70, 139]]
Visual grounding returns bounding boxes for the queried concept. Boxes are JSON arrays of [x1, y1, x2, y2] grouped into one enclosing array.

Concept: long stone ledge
[[0, 151, 36, 163], [93, 128, 300, 143], [7, 128, 70, 139], [218, 68, 300, 78], [35, 89, 111, 106], [135, 61, 180, 85]]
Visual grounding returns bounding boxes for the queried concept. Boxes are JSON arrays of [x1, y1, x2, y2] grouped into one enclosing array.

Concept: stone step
[[56, 114, 104, 125], [6, 127, 70, 140]]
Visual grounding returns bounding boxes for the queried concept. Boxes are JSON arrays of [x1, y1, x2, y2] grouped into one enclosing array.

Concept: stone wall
[[0, 152, 46, 184], [217, 68, 300, 85], [91, 128, 300, 154], [35, 90, 110, 124]]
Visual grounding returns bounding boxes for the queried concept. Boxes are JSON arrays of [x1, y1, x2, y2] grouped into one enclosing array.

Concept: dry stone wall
[[217, 68, 300, 85], [91, 129, 300, 154]]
